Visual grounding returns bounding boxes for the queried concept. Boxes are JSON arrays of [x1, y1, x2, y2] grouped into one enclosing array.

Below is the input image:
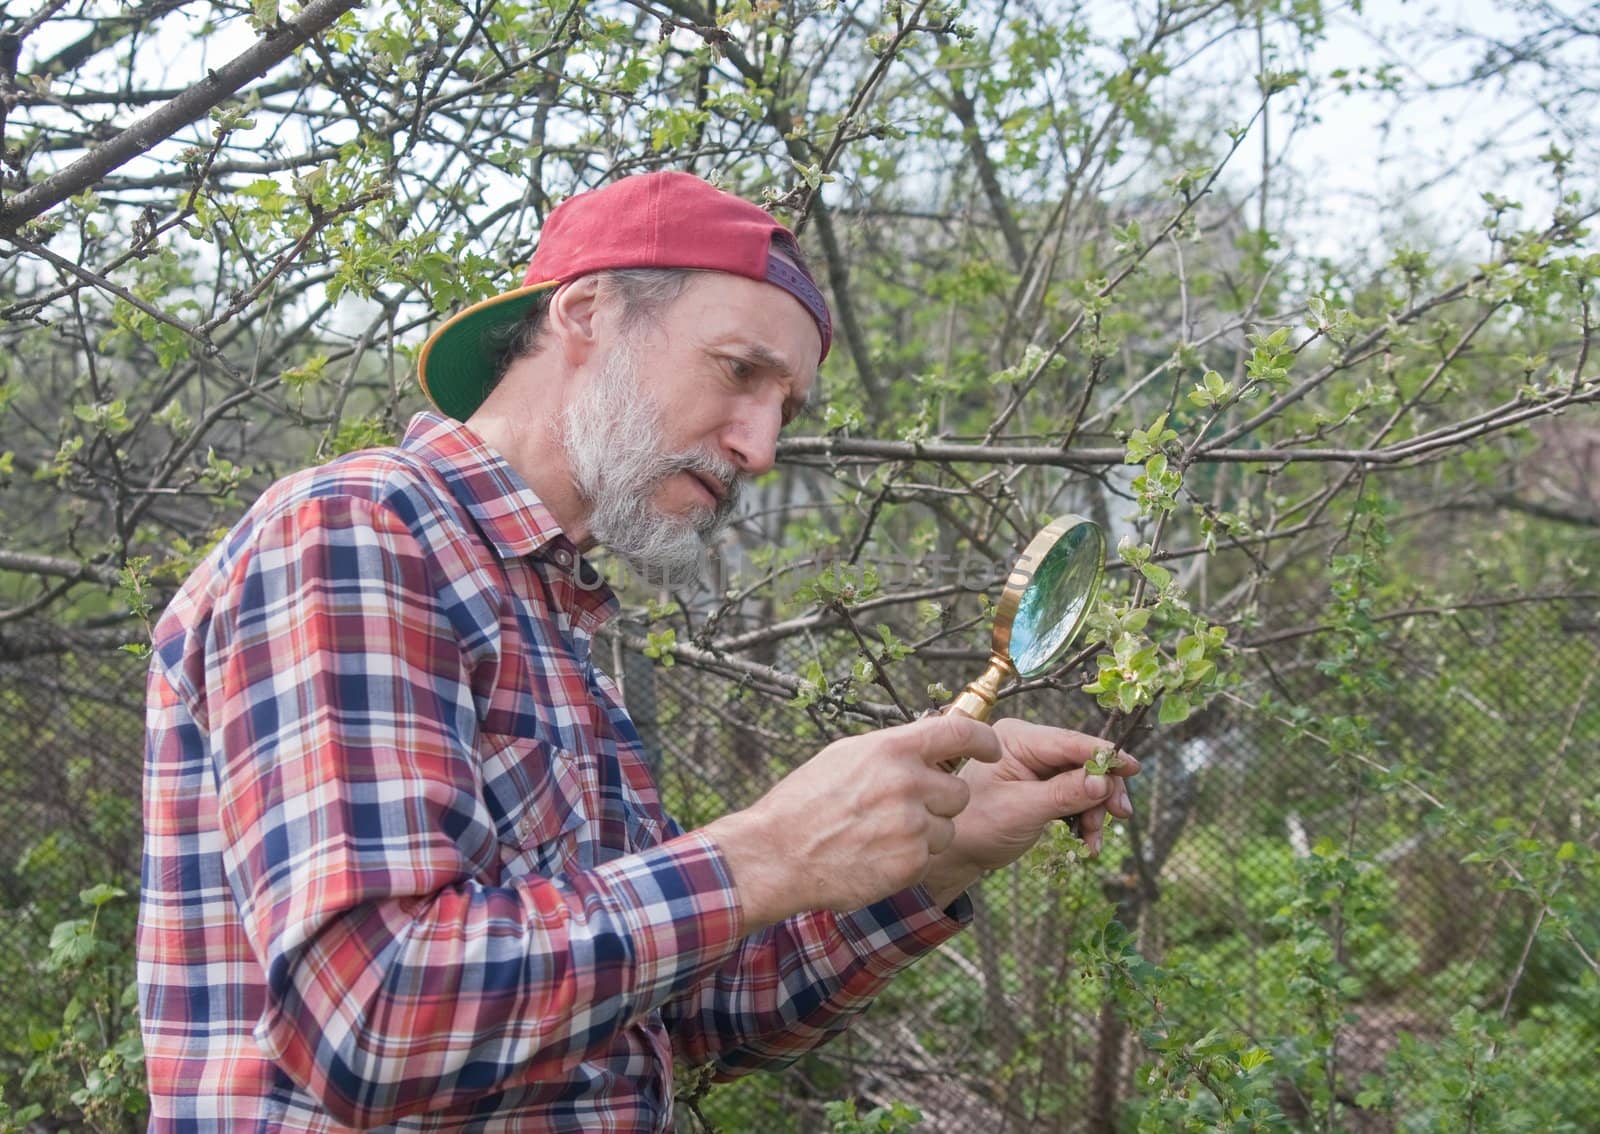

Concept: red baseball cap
[[418, 171, 833, 421]]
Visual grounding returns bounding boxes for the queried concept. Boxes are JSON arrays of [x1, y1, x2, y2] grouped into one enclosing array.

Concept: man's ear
[[546, 276, 603, 366]]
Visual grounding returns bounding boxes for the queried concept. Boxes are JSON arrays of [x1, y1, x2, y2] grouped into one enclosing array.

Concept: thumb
[[1038, 768, 1111, 823]]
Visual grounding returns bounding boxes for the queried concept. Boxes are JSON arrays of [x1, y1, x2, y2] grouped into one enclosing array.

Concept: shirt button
[[517, 814, 535, 840]]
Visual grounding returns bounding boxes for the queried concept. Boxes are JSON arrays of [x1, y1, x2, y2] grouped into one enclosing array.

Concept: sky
[[1271, 0, 1593, 265]]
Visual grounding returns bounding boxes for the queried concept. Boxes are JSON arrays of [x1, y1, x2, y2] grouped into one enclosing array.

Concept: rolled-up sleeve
[[202, 494, 746, 1127], [663, 853, 973, 1077]]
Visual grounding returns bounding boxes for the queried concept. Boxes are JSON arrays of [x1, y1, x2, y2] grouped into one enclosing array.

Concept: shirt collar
[[399, 413, 620, 635], [400, 412, 621, 631], [401, 411, 568, 559]]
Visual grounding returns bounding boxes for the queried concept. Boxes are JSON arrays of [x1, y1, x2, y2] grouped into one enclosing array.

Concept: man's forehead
[[679, 271, 824, 374]]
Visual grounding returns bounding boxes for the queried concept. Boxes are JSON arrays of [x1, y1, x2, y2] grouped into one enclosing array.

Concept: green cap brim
[[417, 280, 560, 421]]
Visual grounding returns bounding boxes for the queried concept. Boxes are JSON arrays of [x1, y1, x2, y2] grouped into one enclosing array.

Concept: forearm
[[701, 808, 807, 929]]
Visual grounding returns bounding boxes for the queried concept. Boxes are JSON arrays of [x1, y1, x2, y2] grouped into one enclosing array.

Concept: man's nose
[[723, 404, 782, 476]]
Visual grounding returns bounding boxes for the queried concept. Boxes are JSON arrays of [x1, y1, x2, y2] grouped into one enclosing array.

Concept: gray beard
[[561, 337, 742, 585]]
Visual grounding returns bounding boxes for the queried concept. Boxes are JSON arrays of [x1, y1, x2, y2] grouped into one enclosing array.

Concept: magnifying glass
[[939, 514, 1105, 766]]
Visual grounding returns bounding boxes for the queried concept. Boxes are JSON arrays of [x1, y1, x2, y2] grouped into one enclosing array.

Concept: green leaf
[[789, 159, 832, 189], [79, 883, 128, 909], [28, 1024, 58, 1053], [1125, 414, 1178, 462], [643, 628, 677, 666], [1138, 561, 1172, 591], [46, 918, 96, 970], [281, 355, 330, 389], [1157, 692, 1191, 725], [1239, 1046, 1273, 1072]]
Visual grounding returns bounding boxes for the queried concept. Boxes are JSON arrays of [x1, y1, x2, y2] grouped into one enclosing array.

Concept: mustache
[[659, 448, 743, 524]]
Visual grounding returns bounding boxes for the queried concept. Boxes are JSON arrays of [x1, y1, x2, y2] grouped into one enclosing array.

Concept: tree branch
[[0, 0, 363, 228], [0, 549, 121, 588]]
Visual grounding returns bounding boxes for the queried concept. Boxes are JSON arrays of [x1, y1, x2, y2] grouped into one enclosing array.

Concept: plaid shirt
[[139, 412, 971, 1132]]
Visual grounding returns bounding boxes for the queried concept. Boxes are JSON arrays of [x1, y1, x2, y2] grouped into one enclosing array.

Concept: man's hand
[[704, 714, 1002, 930], [920, 719, 1139, 909]]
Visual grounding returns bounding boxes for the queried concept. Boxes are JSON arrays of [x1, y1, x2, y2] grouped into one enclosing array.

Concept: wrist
[[702, 808, 801, 931], [920, 854, 982, 911]]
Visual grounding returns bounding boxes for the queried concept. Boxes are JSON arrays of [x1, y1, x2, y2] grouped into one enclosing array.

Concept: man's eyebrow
[[723, 341, 819, 417], [729, 342, 797, 375]]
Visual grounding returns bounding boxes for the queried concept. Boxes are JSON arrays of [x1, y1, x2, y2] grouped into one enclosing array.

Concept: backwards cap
[[418, 171, 832, 421]]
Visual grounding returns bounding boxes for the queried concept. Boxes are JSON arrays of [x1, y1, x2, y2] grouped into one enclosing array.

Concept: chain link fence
[[1, 598, 1595, 1129]]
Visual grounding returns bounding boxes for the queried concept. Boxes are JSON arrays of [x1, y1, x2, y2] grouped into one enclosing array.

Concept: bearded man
[[139, 171, 1138, 1131]]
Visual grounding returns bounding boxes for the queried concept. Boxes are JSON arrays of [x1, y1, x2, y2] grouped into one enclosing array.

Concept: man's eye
[[728, 358, 755, 380]]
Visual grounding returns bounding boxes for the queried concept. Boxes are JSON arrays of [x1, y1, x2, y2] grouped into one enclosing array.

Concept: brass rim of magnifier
[[945, 513, 1104, 723]]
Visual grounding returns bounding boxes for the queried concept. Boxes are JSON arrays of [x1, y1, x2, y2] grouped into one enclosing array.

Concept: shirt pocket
[[617, 793, 665, 854], [593, 744, 665, 858], [578, 783, 663, 864], [478, 733, 586, 880]]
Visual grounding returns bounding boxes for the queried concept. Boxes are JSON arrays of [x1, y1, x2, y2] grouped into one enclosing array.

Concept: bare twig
[[0, 0, 364, 228]]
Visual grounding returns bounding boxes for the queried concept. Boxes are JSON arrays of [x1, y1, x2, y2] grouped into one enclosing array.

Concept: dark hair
[[482, 268, 695, 395], [483, 288, 557, 387]]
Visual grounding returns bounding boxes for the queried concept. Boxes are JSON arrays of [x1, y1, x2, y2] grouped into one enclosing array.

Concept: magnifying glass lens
[[943, 516, 1105, 728], [1009, 521, 1104, 677]]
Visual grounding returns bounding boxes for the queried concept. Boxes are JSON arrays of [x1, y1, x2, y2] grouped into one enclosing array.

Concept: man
[[139, 171, 1138, 1131]]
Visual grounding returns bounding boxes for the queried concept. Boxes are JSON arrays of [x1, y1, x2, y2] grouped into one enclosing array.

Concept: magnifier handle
[[933, 655, 1010, 772]]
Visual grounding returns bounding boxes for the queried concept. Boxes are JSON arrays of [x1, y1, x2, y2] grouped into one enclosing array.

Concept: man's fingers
[[923, 772, 972, 818], [1000, 768, 1134, 834], [1079, 774, 1133, 817], [1078, 804, 1106, 856], [926, 814, 957, 855], [891, 712, 1003, 768], [993, 718, 1141, 779]]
